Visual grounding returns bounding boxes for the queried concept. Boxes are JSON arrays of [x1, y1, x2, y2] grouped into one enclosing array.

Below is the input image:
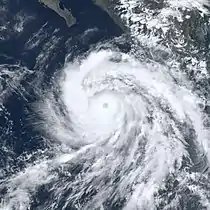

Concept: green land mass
[[39, 0, 126, 31], [39, 0, 76, 27], [93, 0, 127, 31]]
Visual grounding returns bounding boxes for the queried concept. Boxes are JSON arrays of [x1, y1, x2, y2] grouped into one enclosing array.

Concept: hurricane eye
[[103, 102, 108, 108]]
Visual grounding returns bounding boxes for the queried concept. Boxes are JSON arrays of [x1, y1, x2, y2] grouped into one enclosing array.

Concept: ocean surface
[[1, 0, 210, 209]]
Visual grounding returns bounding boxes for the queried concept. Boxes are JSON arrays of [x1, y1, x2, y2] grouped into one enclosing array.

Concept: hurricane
[[0, 0, 210, 209]]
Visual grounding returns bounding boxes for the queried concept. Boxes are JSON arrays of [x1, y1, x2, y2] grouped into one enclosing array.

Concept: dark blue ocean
[[1, 0, 210, 209], [0, 0, 123, 158], [0, 1, 125, 206]]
